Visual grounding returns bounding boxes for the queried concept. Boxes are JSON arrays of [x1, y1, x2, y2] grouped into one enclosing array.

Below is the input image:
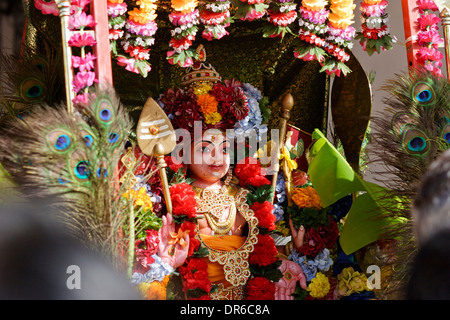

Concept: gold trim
[[195, 188, 259, 287]]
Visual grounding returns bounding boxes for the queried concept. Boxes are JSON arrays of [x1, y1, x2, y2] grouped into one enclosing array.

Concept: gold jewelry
[[196, 188, 259, 287], [223, 167, 233, 186], [196, 186, 236, 235], [209, 283, 245, 300]]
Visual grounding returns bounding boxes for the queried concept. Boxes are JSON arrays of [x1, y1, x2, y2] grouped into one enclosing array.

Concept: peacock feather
[[369, 70, 450, 298], [0, 39, 64, 123], [0, 87, 137, 270]]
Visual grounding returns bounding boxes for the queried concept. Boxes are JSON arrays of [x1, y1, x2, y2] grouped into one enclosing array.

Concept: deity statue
[[132, 47, 307, 300]]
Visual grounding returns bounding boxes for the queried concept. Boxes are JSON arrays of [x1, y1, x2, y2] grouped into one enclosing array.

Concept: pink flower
[[417, 30, 444, 48], [72, 71, 97, 93], [240, 8, 266, 21], [417, 13, 440, 31], [416, 0, 439, 12], [117, 56, 151, 74], [415, 46, 443, 64], [34, 0, 59, 16], [72, 52, 96, 72], [71, 0, 90, 9], [166, 51, 194, 67], [68, 32, 97, 47], [69, 11, 96, 30], [73, 92, 91, 106]]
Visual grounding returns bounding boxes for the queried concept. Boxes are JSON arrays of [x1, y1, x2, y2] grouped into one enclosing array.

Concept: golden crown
[[180, 45, 222, 88]]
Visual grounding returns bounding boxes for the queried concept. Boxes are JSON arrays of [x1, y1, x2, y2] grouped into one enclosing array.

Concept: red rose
[[249, 234, 278, 266], [170, 183, 197, 218], [245, 277, 275, 300], [250, 201, 276, 231]]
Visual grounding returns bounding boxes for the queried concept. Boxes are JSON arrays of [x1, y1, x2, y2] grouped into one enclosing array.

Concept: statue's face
[[188, 130, 231, 184]]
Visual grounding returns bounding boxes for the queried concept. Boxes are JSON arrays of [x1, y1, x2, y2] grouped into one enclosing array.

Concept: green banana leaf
[[307, 129, 392, 254]]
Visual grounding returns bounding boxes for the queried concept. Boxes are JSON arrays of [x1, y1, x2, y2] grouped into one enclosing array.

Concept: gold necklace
[[195, 188, 260, 287], [196, 186, 236, 235]]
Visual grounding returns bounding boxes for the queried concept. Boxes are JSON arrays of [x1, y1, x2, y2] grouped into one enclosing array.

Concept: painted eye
[[55, 134, 71, 150], [413, 82, 435, 105], [74, 161, 91, 180]]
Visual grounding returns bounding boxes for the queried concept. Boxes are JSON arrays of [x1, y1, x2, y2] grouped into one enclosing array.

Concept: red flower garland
[[245, 277, 276, 300]]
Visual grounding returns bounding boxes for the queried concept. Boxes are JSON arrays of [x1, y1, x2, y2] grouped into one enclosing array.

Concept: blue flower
[[131, 254, 173, 284], [289, 250, 317, 282], [314, 248, 334, 272]]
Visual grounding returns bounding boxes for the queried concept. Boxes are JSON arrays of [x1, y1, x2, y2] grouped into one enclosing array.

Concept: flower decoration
[[200, 0, 233, 41], [167, 0, 200, 67], [34, 0, 60, 16], [234, 0, 268, 22], [293, 0, 355, 77], [67, 0, 98, 106], [262, 0, 298, 39], [335, 267, 370, 297], [245, 277, 276, 300], [307, 272, 330, 298], [355, 0, 394, 56], [414, 0, 444, 77]]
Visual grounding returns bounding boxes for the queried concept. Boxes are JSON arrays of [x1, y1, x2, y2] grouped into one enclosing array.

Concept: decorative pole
[[154, 143, 172, 214], [55, 0, 75, 113], [441, 8, 450, 81], [271, 94, 294, 205]]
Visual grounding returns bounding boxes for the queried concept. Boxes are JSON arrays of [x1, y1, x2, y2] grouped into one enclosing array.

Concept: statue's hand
[[289, 218, 306, 249], [275, 259, 307, 300], [158, 213, 190, 269]]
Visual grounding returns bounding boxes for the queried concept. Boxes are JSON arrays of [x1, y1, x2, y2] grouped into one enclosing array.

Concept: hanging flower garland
[[293, 0, 329, 64], [34, 0, 59, 16], [234, 0, 268, 22], [167, 0, 200, 67], [355, 0, 394, 56], [260, 0, 298, 39], [68, 0, 98, 105], [321, 0, 355, 76], [414, 0, 444, 77], [200, 0, 233, 41], [109, 0, 157, 77]]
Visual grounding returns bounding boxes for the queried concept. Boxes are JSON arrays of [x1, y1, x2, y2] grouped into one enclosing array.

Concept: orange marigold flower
[[197, 94, 218, 114], [291, 186, 322, 209], [139, 275, 170, 300], [128, 8, 157, 24], [171, 0, 198, 13]]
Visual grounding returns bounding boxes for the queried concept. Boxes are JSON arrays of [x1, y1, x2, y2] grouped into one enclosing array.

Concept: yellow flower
[[308, 273, 330, 299], [108, 0, 124, 3], [291, 186, 322, 209], [138, 276, 170, 300], [204, 112, 222, 125], [136, 1, 158, 14], [329, 0, 356, 29], [280, 146, 298, 172], [336, 267, 369, 297], [302, 0, 328, 11], [122, 187, 153, 211], [275, 220, 291, 237], [128, 8, 157, 24], [193, 82, 213, 96], [171, 0, 198, 13], [197, 94, 218, 115]]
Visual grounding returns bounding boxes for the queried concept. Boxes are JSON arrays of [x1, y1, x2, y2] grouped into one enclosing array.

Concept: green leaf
[[246, 184, 274, 205], [249, 260, 283, 282]]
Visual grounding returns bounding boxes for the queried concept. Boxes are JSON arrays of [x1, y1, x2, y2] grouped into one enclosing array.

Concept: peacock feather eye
[[96, 167, 108, 178], [412, 82, 435, 106], [83, 134, 94, 147], [108, 132, 119, 144], [74, 161, 91, 180], [47, 130, 73, 153], [55, 134, 71, 150], [96, 99, 115, 125], [20, 78, 47, 102], [402, 126, 430, 155]]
